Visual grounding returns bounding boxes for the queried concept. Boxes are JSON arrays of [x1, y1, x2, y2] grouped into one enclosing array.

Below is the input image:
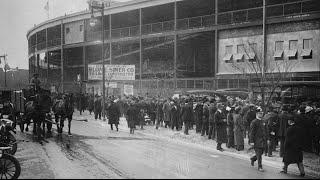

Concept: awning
[[234, 53, 244, 60], [301, 49, 312, 57], [287, 49, 297, 57], [273, 51, 283, 58], [223, 54, 233, 61]]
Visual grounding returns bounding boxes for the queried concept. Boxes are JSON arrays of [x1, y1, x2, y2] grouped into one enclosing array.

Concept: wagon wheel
[[0, 154, 21, 179]]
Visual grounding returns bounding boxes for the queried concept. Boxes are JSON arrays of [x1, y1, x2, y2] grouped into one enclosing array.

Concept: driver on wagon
[[30, 73, 41, 93]]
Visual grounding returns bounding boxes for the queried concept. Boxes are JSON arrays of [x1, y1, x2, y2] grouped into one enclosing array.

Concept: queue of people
[[79, 92, 319, 176]]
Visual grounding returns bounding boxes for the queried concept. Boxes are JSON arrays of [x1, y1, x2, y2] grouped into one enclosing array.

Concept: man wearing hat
[[249, 109, 267, 172]]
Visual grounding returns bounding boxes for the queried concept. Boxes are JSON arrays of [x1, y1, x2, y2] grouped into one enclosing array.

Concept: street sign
[[88, 64, 135, 81], [124, 84, 134, 96]]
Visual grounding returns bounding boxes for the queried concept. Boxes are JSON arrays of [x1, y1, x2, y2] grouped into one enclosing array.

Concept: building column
[[46, 28, 49, 84], [109, 14, 112, 65], [174, 0, 177, 89], [61, 20, 64, 93], [139, 8, 142, 94], [214, 0, 218, 89], [83, 46, 86, 82]]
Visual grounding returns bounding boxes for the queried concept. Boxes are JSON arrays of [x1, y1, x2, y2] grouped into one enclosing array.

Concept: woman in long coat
[[281, 118, 305, 177], [233, 106, 245, 151]]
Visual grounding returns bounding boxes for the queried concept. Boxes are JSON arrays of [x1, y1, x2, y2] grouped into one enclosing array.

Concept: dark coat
[[283, 124, 304, 164], [209, 104, 217, 125], [108, 103, 121, 125], [214, 110, 227, 144], [126, 105, 138, 128], [277, 112, 292, 138], [249, 118, 266, 148], [233, 113, 245, 146], [181, 103, 193, 123], [170, 105, 179, 125], [202, 104, 209, 123]]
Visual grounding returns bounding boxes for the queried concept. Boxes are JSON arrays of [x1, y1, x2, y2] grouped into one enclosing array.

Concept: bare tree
[[229, 41, 296, 111]]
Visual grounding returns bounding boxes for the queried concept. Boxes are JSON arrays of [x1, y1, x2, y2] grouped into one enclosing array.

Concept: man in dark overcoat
[[126, 101, 138, 134], [195, 101, 203, 133], [208, 100, 217, 140], [156, 100, 164, 129], [181, 99, 193, 135], [170, 101, 180, 131], [214, 103, 227, 151], [249, 110, 266, 172], [280, 118, 305, 177], [107, 100, 121, 131], [277, 105, 291, 157], [94, 95, 102, 120]]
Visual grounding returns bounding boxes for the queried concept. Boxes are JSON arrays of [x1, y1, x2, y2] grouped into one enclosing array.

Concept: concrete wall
[[64, 20, 85, 44], [217, 22, 320, 75]]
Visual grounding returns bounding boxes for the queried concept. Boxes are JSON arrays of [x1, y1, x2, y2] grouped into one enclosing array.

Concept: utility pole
[[0, 54, 8, 87]]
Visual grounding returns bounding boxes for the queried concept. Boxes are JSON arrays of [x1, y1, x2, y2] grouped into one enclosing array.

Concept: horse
[[23, 88, 52, 142], [52, 93, 74, 136]]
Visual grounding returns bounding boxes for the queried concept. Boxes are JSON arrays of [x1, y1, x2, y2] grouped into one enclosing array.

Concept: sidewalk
[[74, 111, 320, 178]]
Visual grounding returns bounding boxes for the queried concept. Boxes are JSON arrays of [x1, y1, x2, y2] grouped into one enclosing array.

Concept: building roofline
[[26, 0, 178, 39]]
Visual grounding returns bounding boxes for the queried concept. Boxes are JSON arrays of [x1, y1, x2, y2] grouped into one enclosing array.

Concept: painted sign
[[124, 84, 134, 96], [88, 64, 135, 81]]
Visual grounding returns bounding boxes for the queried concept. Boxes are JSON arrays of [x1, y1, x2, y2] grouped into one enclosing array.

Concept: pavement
[[12, 110, 320, 179]]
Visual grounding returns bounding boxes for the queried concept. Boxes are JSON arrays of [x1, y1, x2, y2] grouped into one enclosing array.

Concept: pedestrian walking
[[107, 100, 121, 131], [94, 95, 102, 120], [126, 102, 138, 134], [280, 118, 305, 177], [249, 109, 267, 172], [214, 103, 227, 151], [277, 105, 291, 157]]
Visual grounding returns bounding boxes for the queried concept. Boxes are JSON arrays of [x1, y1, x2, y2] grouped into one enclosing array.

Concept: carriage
[[0, 88, 25, 131]]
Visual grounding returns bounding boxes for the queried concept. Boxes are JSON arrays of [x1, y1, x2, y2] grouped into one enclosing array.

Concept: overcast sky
[[0, 0, 130, 69]]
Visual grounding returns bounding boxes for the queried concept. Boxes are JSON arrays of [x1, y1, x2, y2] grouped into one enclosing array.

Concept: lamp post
[[89, 0, 108, 121]]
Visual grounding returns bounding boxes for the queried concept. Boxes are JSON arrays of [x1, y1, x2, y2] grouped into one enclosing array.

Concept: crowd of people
[[76, 92, 320, 175]]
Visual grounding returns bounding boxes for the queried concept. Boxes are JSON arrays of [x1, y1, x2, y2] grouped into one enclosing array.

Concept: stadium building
[[27, 0, 320, 97]]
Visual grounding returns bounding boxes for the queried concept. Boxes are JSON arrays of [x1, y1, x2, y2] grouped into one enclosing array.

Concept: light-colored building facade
[[27, 0, 320, 97]]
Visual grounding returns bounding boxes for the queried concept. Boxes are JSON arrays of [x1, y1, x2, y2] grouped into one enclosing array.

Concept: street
[[15, 112, 312, 179]]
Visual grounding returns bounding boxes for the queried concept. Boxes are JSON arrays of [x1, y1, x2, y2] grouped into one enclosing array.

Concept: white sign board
[[88, 64, 135, 81], [106, 82, 117, 88], [124, 84, 134, 96]]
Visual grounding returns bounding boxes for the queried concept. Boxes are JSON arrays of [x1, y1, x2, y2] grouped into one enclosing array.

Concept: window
[[274, 41, 284, 60], [302, 39, 313, 59], [237, 44, 245, 54], [66, 27, 70, 34], [80, 25, 83, 32], [275, 41, 283, 51], [303, 39, 312, 49], [226, 45, 233, 54], [288, 40, 298, 60], [249, 43, 257, 52], [236, 44, 245, 62], [224, 45, 233, 63]]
